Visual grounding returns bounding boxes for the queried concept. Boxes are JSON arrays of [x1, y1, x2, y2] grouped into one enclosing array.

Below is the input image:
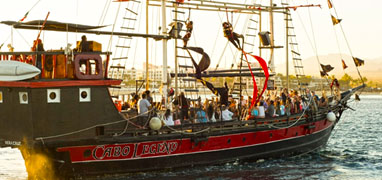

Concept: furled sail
[[1, 20, 108, 31]]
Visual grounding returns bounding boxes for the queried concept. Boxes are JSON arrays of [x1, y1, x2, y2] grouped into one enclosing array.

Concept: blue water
[[1, 95, 382, 180]]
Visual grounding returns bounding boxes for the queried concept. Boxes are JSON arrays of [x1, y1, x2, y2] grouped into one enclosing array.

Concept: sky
[[0, 0, 380, 76]]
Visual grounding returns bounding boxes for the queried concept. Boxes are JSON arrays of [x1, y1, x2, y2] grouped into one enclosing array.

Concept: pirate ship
[[0, 0, 365, 178]]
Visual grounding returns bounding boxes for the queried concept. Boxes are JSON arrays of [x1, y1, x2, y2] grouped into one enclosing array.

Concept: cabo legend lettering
[[90, 141, 179, 161], [135, 141, 178, 158], [92, 145, 131, 160]]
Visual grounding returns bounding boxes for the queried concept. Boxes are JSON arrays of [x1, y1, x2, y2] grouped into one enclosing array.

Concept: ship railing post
[[104, 53, 110, 79], [53, 55, 57, 79], [41, 54, 45, 79]]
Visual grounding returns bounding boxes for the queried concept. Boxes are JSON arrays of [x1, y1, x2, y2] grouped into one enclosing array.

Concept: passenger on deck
[[275, 100, 281, 116], [319, 92, 328, 107], [285, 98, 291, 116], [258, 102, 266, 118], [266, 100, 275, 117], [138, 93, 151, 127], [178, 92, 189, 122], [222, 105, 233, 121], [32, 39, 45, 72], [163, 109, 174, 126], [130, 93, 140, 110], [207, 100, 216, 122], [195, 105, 208, 123], [281, 88, 288, 104], [250, 104, 259, 119], [145, 90, 153, 104], [280, 101, 286, 116], [77, 35, 90, 52]]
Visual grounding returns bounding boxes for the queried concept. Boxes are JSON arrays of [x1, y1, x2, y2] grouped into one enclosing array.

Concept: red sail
[[242, 51, 269, 108], [242, 52, 258, 109]]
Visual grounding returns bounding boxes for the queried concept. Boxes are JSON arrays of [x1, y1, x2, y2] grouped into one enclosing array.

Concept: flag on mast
[[19, 12, 29, 22], [320, 64, 334, 73], [342, 59, 348, 69], [327, 0, 333, 9], [331, 15, 342, 25], [320, 71, 328, 77], [353, 57, 365, 67]]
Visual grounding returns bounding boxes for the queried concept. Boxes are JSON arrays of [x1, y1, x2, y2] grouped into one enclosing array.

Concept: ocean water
[[1, 95, 381, 180]]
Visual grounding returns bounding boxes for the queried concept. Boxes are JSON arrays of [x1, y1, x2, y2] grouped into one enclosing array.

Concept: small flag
[[341, 59, 348, 69], [320, 71, 328, 77], [353, 57, 365, 67], [320, 64, 334, 73], [19, 12, 29, 22], [331, 15, 342, 25], [327, 0, 333, 9]]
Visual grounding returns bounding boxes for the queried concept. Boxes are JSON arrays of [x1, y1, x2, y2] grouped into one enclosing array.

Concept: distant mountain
[[276, 54, 382, 82]]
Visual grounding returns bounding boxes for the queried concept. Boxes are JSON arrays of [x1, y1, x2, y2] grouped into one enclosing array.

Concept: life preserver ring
[[74, 54, 103, 80]]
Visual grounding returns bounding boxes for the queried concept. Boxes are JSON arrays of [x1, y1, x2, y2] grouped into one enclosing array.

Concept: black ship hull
[[0, 79, 363, 178]]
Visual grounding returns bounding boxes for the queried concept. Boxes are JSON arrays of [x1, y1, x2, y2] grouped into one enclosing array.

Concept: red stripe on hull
[[57, 119, 333, 163], [0, 79, 122, 88]]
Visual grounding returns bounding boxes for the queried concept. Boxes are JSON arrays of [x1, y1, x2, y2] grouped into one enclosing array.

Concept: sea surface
[[1, 95, 381, 180]]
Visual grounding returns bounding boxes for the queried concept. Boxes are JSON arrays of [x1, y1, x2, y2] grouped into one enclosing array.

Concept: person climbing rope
[[222, 22, 243, 50], [182, 20, 193, 47]]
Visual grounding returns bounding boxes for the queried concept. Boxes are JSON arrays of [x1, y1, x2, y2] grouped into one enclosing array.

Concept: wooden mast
[[285, 8, 289, 90], [174, 3, 179, 98], [269, 0, 275, 71], [162, 0, 168, 108], [145, 0, 149, 90]]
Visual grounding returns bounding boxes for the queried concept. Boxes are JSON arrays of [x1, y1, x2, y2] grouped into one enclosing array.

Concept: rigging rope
[[98, 0, 112, 26], [304, 0, 328, 83], [292, 0, 330, 92], [329, 1, 364, 84], [19, 0, 42, 22]]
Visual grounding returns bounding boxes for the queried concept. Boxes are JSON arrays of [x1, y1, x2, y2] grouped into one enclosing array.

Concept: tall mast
[[285, 8, 289, 90], [259, 12, 262, 57], [174, 4, 179, 98], [145, 0, 149, 90], [162, 0, 168, 108], [269, 0, 275, 71]]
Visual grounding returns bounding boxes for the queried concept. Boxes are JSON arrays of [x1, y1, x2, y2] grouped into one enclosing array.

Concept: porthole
[[19, 92, 28, 104], [50, 92, 56, 99], [242, 137, 246, 142], [81, 91, 88, 99], [83, 149, 91, 158], [269, 133, 273, 138], [295, 132, 298, 136], [79, 88, 91, 102], [47, 89, 60, 103], [227, 138, 231, 144]]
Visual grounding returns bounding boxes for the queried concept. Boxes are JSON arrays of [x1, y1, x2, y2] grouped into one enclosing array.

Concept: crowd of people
[[123, 87, 337, 128]]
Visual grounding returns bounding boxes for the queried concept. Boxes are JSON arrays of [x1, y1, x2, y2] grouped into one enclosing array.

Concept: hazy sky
[[0, 0, 380, 73]]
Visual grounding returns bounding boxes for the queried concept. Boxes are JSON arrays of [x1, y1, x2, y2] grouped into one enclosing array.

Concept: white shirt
[[258, 106, 265, 118], [164, 115, 174, 126], [222, 109, 233, 121], [138, 98, 151, 116]]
